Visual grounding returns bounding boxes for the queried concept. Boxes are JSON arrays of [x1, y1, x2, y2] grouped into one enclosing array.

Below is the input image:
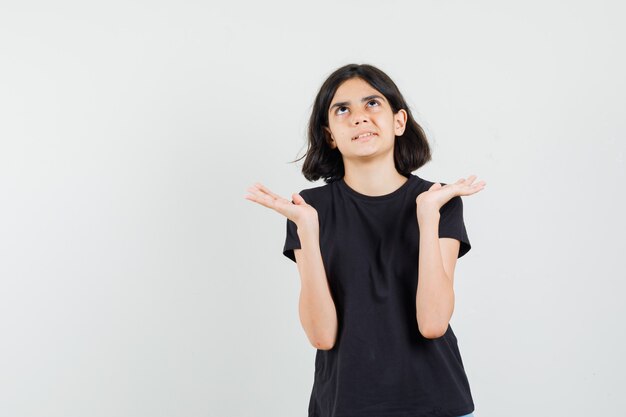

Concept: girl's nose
[[351, 111, 369, 125]]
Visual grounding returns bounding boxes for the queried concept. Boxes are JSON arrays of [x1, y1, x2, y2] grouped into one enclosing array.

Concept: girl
[[244, 63, 486, 417]]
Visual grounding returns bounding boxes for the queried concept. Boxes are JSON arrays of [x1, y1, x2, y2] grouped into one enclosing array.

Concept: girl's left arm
[[415, 211, 460, 339]]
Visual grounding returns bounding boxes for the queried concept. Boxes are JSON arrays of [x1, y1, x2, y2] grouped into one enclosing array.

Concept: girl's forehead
[[334, 78, 382, 98]]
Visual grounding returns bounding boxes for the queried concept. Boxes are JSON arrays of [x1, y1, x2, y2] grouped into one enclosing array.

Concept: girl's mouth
[[352, 133, 377, 141]]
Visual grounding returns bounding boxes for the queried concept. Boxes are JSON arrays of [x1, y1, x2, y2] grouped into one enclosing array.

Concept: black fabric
[[282, 174, 475, 417]]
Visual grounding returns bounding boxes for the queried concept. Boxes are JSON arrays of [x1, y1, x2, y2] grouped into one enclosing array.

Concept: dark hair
[[291, 63, 432, 183]]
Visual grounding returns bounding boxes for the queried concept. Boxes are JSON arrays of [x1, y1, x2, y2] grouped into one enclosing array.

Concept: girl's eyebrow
[[329, 94, 385, 111]]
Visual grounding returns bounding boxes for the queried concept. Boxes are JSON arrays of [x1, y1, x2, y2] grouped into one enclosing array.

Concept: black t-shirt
[[282, 173, 475, 417]]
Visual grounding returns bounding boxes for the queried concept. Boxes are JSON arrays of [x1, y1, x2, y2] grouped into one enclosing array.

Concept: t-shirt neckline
[[338, 174, 416, 202]]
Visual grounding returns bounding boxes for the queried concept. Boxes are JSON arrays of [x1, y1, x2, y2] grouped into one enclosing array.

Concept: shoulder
[[416, 175, 448, 188], [297, 180, 336, 205]]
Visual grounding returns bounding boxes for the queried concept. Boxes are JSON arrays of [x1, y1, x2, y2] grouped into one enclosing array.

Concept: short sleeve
[[282, 214, 301, 263], [438, 195, 471, 258]]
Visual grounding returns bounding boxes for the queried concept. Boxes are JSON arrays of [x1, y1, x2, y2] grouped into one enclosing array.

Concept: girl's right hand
[[244, 182, 318, 227]]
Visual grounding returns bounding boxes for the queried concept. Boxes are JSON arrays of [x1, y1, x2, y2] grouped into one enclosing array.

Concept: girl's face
[[325, 77, 407, 159]]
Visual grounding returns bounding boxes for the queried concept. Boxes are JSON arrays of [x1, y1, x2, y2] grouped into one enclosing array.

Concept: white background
[[1, 1, 624, 416]]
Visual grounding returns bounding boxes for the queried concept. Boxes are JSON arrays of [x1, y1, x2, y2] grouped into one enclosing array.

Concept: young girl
[[244, 63, 486, 417]]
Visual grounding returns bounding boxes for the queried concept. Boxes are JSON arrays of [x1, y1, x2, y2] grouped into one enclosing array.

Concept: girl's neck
[[342, 166, 408, 197]]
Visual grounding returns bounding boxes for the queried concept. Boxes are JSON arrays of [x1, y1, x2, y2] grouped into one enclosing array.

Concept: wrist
[[416, 209, 440, 227], [296, 217, 319, 238]]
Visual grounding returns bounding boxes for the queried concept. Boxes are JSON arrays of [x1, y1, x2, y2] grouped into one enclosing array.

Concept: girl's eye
[[335, 100, 380, 115]]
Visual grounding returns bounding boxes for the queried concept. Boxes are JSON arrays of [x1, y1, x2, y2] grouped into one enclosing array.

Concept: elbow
[[308, 318, 338, 351], [418, 323, 447, 340], [311, 330, 337, 350], [312, 338, 335, 350]]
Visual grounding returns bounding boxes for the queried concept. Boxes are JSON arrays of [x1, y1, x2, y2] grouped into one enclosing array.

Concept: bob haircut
[[293, 63, 432, 183]]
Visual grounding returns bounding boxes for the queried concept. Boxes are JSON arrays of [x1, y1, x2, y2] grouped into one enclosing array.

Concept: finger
[[463, 180, 486, 194], [292, 193, 305, 204], [247, 183, 286, 206], [246, 186, 280, 209], [465, 175, 477, 184], [247, 183, 269, 199], [254, 182, 283, 200], [470, 177, 486, 188]]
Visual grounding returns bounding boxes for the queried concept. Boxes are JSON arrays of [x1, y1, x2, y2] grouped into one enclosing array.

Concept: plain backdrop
[[1, 1, 625, 416]]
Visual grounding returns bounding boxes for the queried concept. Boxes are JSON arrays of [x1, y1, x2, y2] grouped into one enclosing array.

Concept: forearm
[[295, 223, 338, 350], [416, 213, 455, 339]]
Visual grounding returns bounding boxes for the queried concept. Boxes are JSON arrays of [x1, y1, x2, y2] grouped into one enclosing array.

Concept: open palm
[[416, 175, 486, 214], [244, 182, 318, 225]]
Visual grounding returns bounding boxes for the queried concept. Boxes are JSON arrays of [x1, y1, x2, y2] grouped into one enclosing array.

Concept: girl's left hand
[[415, 175, 486, 219]]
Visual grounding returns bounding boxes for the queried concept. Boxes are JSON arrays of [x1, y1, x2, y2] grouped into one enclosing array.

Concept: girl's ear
[[394, 109, 408, 136], [324, 126, 336, 149]]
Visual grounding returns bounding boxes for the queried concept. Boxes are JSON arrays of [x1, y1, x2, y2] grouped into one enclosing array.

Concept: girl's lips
[[353, 133, 377, 142]]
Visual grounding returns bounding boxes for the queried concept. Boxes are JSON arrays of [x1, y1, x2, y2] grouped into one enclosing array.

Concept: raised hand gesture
[[244, 182, 318, 228], [415, 175, 486, 220]]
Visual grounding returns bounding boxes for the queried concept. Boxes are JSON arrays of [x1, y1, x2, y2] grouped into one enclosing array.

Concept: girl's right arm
[[293, 217, 338, 351], [244, 182, 337, 350]]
